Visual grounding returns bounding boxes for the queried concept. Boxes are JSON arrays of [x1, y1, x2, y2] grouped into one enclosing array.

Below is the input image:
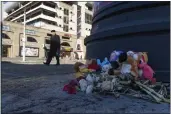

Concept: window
[[85, 13, 92, 24], [64, 8, 69, 15], [47, 33, 52, 37], [77, 44, 81, 50], [88, 6, 92, 11], [2, 33, 10, 39], [63, 25, 69, 32], [61, 42, 70, 47], [62, 36, 70, 40], [27, 37, 37, 43], [63, 16, 69, 24], [45, 39, 50, 44]]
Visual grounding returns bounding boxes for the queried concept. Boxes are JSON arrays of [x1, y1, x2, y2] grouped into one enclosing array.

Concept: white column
[[22, 9, 26, 61]]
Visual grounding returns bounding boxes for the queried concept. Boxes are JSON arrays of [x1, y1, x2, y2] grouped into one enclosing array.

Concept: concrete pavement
[[1, 59, 170, 113], [2, 57, 86, 64]]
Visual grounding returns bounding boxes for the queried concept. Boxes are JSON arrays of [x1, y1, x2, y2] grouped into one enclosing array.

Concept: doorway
[[2, 45, 11, 57]]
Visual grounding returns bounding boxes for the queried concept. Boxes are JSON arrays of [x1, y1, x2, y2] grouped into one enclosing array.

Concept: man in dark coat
[[44, 30, 61, 65]]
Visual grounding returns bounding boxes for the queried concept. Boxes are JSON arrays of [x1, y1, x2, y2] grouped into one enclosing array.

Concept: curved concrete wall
[[85, 1, 170, 82]]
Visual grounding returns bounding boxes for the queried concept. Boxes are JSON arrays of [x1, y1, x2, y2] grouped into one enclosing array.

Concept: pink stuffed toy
[[138, 63, 155, 81]]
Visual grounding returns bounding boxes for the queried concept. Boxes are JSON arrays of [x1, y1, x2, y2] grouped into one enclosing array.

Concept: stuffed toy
[[102, 64, 112, 74], [88, 59, 101, 71], [74, 62, 84, 73], [127, 51, 134, 56], [74, 62, 89, 78], [79, 65, 89, 73], [140, 52, 148, 63], [120, 63, 132, 74], [138, 62, 155, 81], [110, 50, 123, 62], [127, 55, 139, 79], [118, 52, 128, 63], [127, 51, 142, 66], [110, 61, 120, 69], [97, 57, 110, 67]]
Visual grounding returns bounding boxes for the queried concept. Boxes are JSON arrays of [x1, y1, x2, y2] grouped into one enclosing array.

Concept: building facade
[[3, 1, 93, 58], [2, 21, 85, 58]]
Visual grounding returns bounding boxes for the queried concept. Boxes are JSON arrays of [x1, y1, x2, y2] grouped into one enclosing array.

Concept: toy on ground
[[88, 59, 101, 71], [110, 50, 123, 62], [138, 62, 155, 82], [74, 62, 89, 78]]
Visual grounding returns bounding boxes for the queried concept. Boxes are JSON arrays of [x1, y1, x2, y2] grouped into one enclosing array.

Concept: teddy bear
[[127, 55, 139, 80], [138, 62, 155, 81], [74, 62, 89, 78]]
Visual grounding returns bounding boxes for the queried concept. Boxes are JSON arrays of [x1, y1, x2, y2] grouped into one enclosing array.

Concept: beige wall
[[2, 21, 78, 58]]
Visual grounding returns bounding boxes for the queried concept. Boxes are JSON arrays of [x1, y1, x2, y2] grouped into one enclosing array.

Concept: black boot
[[43, 62, 49, 66]]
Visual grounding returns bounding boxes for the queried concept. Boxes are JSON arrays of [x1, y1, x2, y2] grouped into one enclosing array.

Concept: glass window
[[2, 33, 10, 39], [64, 8, 69, 15], [27, 37, 37, 42], [77, 44, 81, 50], [85, 13, 92, 24], [63, 16, 69, 24], [63, 25, 69, 32], [62, 36, 70, 40]]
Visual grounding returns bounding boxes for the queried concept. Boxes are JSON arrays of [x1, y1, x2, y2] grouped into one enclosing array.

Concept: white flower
[[86, 85, 94, 94], [79, 79, 88, 92]]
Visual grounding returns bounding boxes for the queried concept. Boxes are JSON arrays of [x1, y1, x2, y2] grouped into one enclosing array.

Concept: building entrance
[[2, 45, 11, 57]]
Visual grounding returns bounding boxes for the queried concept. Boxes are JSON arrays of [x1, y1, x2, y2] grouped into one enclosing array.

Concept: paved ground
[[1, 59, 170, 113]]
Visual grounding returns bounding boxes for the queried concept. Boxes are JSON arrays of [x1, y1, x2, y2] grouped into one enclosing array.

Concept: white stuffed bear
[[121, 64, 132, 74]]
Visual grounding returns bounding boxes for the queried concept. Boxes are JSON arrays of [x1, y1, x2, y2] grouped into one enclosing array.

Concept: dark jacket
[[49, 34, 61, 56]]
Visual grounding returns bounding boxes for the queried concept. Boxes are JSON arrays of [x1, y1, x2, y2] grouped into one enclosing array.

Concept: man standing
[[44, 30, 61, 65]]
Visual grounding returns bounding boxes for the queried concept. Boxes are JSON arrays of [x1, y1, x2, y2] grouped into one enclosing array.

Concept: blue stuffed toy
[[97, 57, 110, 67]]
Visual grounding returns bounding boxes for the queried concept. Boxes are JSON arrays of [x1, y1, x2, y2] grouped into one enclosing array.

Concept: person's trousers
[[46, 54, 60, 65], [45, 51, 49, 59]]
